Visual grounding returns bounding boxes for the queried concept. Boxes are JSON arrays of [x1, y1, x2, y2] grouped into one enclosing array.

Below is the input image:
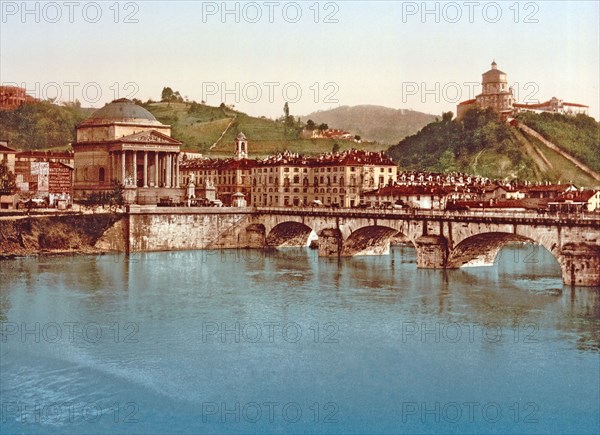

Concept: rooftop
[[79, 98, 163, 126]]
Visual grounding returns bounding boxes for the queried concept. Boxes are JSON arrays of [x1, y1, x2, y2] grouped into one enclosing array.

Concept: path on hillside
[[210, 115, 237, 150], [514, 121, 600, 181], [510, 128, 553, 177]]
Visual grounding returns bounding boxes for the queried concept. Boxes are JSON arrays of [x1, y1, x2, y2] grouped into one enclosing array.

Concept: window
[[98, 167, 105, 182]]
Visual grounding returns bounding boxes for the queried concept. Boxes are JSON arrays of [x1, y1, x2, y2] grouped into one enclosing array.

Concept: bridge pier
[[245, 223, 266, 248], [558, 244, 600, 287], [415, 235, 449, 269], [318, 228, 343, 257]]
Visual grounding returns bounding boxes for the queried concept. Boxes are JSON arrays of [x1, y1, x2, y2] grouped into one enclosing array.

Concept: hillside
[[0, 100, 386, 156], [301, 105, 437, 144], [387, 109, 600, 187], [144, 102, 387, 157], [517, 112, 600, 173], [0, 101, 92, 149]]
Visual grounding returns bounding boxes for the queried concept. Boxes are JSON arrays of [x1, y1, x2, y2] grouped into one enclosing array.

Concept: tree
[[442, 111, 453, 122], [0, 161, 17, 195], [332, 143, 340, 153], [318, 123, 328, 131], [283, 102, 290, 118], [161, 87, 174, 102], [188, 101, 200, 114], [306, 119, 316, 130]]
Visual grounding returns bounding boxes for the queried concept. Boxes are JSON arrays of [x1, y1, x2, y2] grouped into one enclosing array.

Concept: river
[[0, 245, 598, 434]]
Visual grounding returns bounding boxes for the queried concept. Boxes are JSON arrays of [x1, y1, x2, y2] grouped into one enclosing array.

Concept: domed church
[[457, 60, 515, 120], [73, 98, 183, 204]]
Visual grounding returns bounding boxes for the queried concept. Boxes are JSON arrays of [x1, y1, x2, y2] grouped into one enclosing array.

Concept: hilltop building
[[73, 98, 183, 204], [457, 61, 588, 119], [513, 97, 588, 116], [0, 86, 38, 110], [457, 60, 515, 120]]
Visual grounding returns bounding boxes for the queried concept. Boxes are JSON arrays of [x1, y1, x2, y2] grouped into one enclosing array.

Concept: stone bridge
[[112, 206, 600, 287]]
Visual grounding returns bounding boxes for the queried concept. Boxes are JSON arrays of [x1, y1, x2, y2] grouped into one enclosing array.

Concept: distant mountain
[[300, 105, 437, 144]]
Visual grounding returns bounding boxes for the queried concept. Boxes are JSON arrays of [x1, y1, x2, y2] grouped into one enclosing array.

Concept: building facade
[[513, 97, 589, 116], [180, 136, 397, 207], [73, 98, 183, 204], [0, 141, 17, 173]]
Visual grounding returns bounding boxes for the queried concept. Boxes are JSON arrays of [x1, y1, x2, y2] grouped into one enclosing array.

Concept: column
[[175, 153, 180, 188], [121, 151, 126, 183], [154, 152, 159, 188], [166, 153, 172, 188], [143, 151, 148, 188], [132, 151, 137, 187], [109, 152, 113, 183]]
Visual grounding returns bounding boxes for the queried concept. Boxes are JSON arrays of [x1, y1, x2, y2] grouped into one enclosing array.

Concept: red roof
[[0, 143, 17, 153], [554, 190, 598, 203], [563, 102, 588, 108], [182, 149, 396, 170], [523, 184, 576, 193], [364, 185, 463, 197]]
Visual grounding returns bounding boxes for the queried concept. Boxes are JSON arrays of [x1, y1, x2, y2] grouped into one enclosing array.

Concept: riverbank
[[0, 213, 123, 257]]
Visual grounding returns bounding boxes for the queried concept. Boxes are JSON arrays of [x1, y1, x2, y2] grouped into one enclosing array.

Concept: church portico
[[73, 99, 183, 204], [108, 147, 181, 189]]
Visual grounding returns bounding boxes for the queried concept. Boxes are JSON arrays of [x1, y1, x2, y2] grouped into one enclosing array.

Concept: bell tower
[[234, 132, 248, 160]]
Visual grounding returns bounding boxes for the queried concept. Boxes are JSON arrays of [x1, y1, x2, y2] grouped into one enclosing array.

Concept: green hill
[[387, 109, 600, 187], [0, 100, 387, 156], [0, 101, 92, 149], [144, 102, 387, 157], [517, 112, 600, 172]]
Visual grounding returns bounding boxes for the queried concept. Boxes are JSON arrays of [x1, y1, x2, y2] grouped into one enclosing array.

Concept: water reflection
[[0, 245, 598, 434]]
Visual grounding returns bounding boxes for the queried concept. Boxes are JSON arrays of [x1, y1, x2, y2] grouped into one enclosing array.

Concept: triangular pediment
[[120, 130, 182, 145]]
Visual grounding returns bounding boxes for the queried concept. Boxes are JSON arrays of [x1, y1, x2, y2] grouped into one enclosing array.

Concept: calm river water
[[1, 245, 598, 434]]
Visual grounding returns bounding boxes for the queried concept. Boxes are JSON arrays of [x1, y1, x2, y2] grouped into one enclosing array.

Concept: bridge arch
[[265, 221, 314, 248], [343, 225, 410, 256], [447, 232, 559, 269]]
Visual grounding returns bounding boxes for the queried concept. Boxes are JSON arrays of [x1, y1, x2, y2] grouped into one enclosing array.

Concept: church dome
[[80, 98, 162, 126], [482, 60, 507, 81]]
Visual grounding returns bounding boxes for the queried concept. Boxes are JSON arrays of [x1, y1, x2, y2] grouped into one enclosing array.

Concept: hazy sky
[[1, 1, 598, 119]]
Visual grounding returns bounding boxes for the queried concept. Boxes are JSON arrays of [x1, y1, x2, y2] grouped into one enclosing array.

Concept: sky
[[1, 1, 599, 119]]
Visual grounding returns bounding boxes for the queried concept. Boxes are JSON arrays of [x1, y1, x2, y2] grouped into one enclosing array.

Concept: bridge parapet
[[254, 206, 600, 227]]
